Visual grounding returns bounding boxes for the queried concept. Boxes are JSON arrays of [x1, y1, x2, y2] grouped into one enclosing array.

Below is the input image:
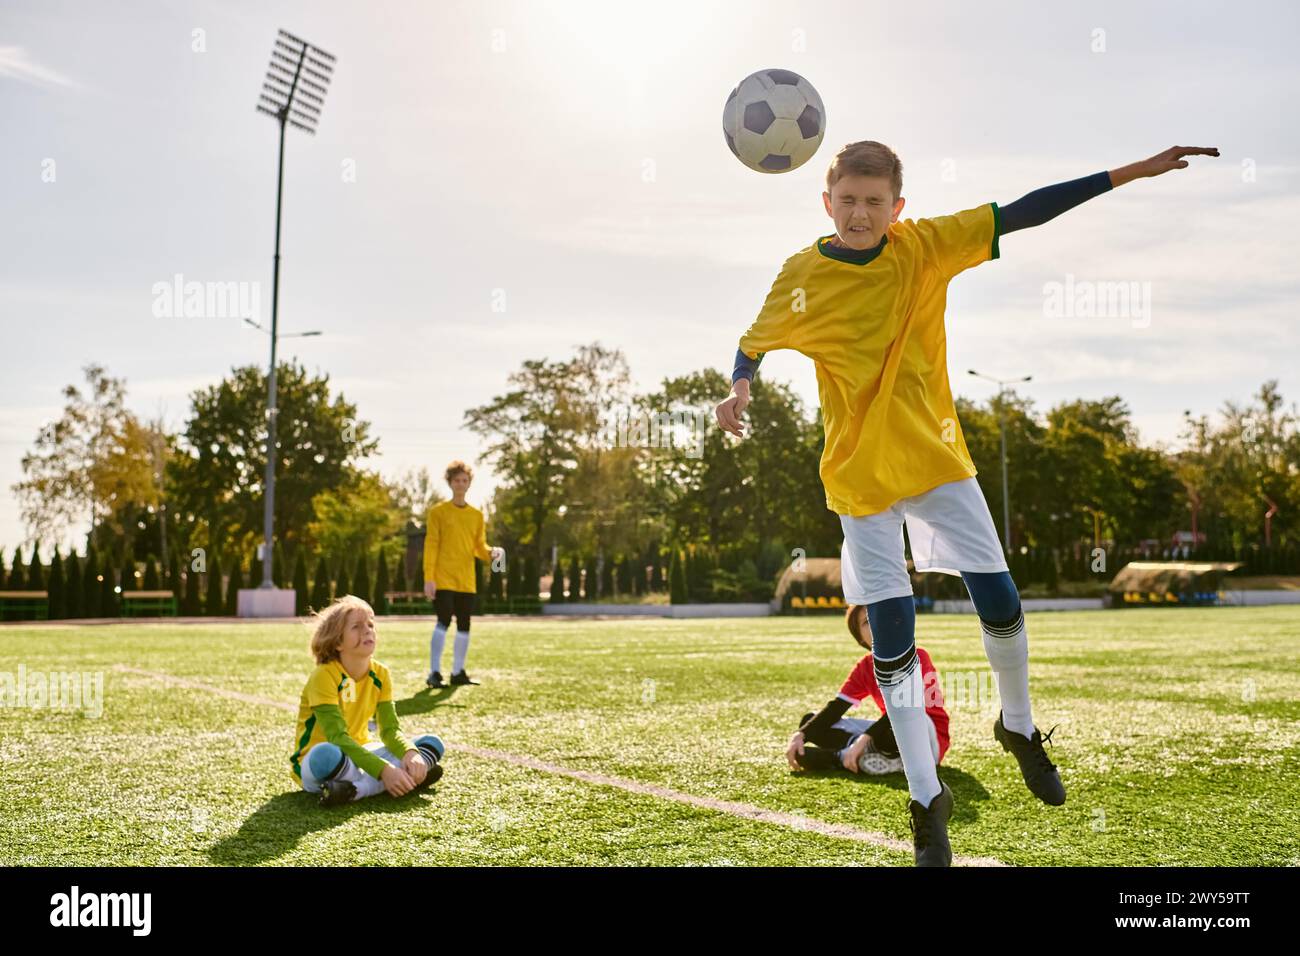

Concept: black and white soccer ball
[[722, 69, 826, 174]]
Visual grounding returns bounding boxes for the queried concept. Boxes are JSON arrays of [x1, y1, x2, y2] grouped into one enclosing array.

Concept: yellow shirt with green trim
[[738, 202, 1000, 516], [423, 500, 493, 593], [289, 657, 408, 781]]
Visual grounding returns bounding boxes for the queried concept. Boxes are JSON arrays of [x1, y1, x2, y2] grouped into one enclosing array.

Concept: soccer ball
[[722, 69, 826, 174]]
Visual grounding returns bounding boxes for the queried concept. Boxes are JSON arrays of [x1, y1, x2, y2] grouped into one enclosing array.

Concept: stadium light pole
[[254, 28, 335, 589], [968, 369, 1032, 552]]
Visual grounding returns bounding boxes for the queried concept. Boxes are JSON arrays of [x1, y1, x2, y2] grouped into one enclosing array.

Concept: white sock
[[428, 623, 448, 677], [981, 610, 1034, 738], [334, 756, 387, 800], [451, 629, 470, 675], [875, 649, 942, 806]]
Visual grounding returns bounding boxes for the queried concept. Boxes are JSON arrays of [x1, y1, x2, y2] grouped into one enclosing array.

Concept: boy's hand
[[381, 763, 416, 797], [1110, 146, 1219, 187], [402, 749, 428, 785], [423, 580, 437, 600], [715, 378, 752, 438], [785, 731, 806, 770], [841, 733, 872, 773]]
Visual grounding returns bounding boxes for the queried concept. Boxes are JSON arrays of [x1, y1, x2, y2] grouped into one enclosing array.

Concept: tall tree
[[310, 555, 330, 610], [13, 365, 130, 546], [170, 361, 378, 558]]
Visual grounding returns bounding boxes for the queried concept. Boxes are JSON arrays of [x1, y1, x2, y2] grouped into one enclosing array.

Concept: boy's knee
[[964, 571, 1021, 623], [866, 595, 916, 661], [413, 734, 444, 761], [307, 742, 344, 782]]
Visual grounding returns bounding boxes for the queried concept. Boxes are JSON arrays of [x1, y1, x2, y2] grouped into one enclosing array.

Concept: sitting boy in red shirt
[[787, 604, 950, 775]]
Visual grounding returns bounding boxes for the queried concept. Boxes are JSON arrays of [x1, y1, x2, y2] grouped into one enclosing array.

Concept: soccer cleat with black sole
[[449, 671, 479, 686], [414, 745, 444, 790], [319, 778, 357, 808], [994, 710, 1066, 806], [908, 780, 953, 867], [425, 671, 444, 689]]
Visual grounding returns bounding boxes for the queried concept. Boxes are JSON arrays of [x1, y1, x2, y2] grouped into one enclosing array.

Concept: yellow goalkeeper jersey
[[423, 500, 493, 593], [738, 202, 1000, 516]]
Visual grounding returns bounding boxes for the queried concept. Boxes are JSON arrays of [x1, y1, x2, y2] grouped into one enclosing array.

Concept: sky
[[3, 0, 1298, 555]]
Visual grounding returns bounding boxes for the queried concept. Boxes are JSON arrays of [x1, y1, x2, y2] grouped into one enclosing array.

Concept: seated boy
[[787, 603, 950, 775], [291, 594, 446, 807]]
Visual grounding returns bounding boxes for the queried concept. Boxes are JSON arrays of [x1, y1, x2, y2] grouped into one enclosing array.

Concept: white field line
[[113, 665, 1007, 867]]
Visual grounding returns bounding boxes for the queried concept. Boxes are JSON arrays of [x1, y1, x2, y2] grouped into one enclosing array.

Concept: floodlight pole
[[255, 29, 334, 589], [968, 370, 1032, 553], [259, 113, 287, 587]]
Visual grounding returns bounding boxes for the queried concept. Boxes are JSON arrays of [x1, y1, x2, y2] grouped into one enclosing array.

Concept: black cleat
[[994, 711, 1066, 806], [425, 671, 444, 689], [423, 762, 444, 787], [415, 750, 445, 791], [908, 780, 953, 867], [319, 778, 357, 808], [449, 671, 479, 686]]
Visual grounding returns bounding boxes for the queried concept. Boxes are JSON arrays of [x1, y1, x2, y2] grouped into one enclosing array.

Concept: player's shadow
[[797, 765, 992, 825], [395, 685, 462, 718], [207, 785, 442, 865]]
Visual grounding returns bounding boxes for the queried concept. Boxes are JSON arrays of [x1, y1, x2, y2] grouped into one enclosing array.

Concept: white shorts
[[840, 477, 1008, 605]]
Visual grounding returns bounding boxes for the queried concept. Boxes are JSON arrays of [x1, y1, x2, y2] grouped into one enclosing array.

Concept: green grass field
[[2, 607, 1297, 867]]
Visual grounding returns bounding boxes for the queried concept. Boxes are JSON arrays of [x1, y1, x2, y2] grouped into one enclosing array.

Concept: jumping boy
[[717, 141, 1218, 865], [423, 460, 503, 688]]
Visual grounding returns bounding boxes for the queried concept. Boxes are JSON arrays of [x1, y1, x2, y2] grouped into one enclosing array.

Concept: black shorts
[[434, 589, 474, 631]]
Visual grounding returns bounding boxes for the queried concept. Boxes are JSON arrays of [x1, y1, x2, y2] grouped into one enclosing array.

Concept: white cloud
[[0, 46, 79, 90]]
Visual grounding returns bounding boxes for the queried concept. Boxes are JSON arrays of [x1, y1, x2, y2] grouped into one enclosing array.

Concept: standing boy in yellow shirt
[[423, 460, 503, 688], [716, 140, 1217, 866]]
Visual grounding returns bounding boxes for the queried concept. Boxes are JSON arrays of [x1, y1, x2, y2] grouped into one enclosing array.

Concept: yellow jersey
[[738, 202, 1000, 516], [423, 500, 493, 593], [290, 657, 404, 781]]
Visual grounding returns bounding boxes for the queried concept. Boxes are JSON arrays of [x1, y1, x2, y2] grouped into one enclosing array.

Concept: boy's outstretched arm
[[1107, 145, 1220, 187], [1000, 146, 1219, 236]]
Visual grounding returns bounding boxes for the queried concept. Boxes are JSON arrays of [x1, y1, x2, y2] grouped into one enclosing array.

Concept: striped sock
[[416, 744, 440, 771], [981, 608, 1034, 738], [874, 646, 942, 806]]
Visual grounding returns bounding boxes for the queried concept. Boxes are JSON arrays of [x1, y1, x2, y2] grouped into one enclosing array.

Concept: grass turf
[[1, 606, 1297, 866]]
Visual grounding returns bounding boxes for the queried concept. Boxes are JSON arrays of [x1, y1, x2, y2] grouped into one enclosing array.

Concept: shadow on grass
[[395, 686, 462, 718], [207, 785, 442, 865], [791, 764, 992, 825]]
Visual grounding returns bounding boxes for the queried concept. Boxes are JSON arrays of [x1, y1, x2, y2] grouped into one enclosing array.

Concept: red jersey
[[838, 647, 951, 763]]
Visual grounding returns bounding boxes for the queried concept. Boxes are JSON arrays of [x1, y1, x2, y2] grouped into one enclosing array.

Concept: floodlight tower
[[254, 29, 335, 589]]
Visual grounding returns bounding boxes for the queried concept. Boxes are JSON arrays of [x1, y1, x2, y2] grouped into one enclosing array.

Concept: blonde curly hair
[[445, 460, 474, 484], [309, 594, 373, 664]]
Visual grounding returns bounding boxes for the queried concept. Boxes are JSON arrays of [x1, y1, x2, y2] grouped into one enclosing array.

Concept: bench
[[479, 596, 544, 615], [0, 590, 49, 621], [384, 591, 433, 614], [120, 590, 178, 617]]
